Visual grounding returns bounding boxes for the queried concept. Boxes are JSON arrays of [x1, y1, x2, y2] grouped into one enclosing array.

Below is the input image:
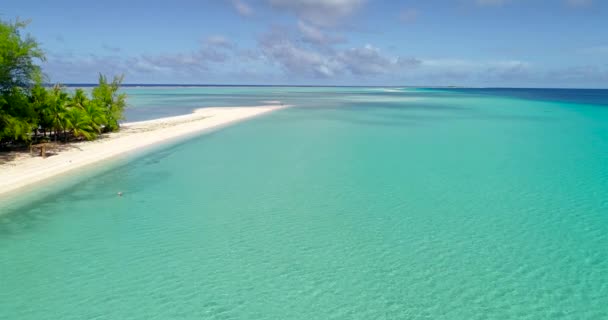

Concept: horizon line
[[51, 84, 608, 90]]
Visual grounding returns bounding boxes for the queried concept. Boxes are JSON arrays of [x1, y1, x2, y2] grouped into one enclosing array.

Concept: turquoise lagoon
[[1, 87, 607, 319]]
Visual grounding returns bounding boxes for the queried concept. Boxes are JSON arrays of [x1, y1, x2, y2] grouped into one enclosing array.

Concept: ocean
[[1, 87, 607, 319]]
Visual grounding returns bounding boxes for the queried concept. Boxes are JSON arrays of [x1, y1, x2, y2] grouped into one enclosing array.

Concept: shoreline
[[0, 105, 287, 198]]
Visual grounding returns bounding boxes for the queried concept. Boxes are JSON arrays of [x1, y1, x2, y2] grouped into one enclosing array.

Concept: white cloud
[[298, 21, 328, 44], [258, 30, 341, 77], [232, 0, 254, 16], [297, 20, 344, 45], [45, 47, 608, 87], [206, 35, 234, 49], [268, 0, 365, 26], [258, 27, 420, 79], [338, 44, 420, 75]]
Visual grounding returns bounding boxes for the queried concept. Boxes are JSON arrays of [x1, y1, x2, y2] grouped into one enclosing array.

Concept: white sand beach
[[0, 105, 286, 197]]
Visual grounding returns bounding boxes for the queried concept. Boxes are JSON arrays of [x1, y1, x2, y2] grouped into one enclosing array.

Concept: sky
[[2, 0, 607, 87]]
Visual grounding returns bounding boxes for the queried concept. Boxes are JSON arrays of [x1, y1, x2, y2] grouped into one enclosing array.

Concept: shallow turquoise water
[[1, 88, 607, 319], [121, 86, 371, 121]]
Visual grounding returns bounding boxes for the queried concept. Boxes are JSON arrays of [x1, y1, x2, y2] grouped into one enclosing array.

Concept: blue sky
[[3, 0, 607, 87]]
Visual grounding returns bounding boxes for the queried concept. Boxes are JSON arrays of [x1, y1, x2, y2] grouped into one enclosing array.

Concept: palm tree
[[66, 107, 96, 140], [29, 84, 48, 139], [0, 111, 33, 142], [83, 101, 106, 134], [45, 85, 68, 142], [69, 88, 88, 109], [69, 88, 106, 134]]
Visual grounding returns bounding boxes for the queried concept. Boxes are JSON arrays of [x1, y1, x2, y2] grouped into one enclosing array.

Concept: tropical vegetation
[[0, 18, 126, 148]]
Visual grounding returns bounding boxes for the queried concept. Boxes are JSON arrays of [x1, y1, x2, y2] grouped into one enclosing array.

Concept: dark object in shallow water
[[117, 192, 123, 197]]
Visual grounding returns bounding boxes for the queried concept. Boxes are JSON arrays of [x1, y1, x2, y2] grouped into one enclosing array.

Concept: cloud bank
[[40, 0, 606, 87]]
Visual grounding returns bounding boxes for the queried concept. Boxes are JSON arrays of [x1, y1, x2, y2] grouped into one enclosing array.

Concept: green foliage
[[0, 18, 43, 143], [0, 17, 126, 146], [29, 82, 52, 136], [0, 87, 36, 141], [81, 95, 107, 134], [66, 107, 96, 141], [0, 18, 45, 93], [0, 112, 34, 142], [45, 85, 69, 141], [91, 74, 126, 132]]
